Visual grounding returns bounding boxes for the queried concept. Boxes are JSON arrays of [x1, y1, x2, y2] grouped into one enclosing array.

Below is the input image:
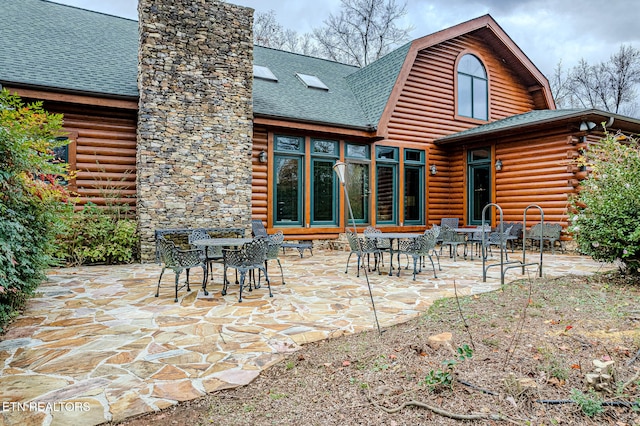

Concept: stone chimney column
[[137, 0, 254, 262]]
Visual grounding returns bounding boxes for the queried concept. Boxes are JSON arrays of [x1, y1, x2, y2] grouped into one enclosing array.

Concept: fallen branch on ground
[[366, 393, 522, 424]]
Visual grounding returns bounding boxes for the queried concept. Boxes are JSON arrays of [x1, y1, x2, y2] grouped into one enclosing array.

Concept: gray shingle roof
[[346, 42, 411, 125], [0, 0, 411, 130], [0, 0, 138, 98], [436, 109, 589, 142], [253, 47, 373, 130]]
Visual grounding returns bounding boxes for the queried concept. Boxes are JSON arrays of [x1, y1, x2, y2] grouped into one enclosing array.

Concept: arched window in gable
[[457, 54, 488, 120]]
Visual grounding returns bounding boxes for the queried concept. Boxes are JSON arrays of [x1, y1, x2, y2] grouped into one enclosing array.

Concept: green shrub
[[568, 131, 640, 275], [570, 388, 604, 417], [54, 203, 138, 266], [0, 89, 69, 330]]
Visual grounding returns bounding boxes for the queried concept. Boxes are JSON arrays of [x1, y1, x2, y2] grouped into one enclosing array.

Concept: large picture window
[[404, 149, 424, 225], [375, 146, 398, 224], [345, 143, 370, 224], [457, 54, 488, 121], [311, 139, 339, 225]]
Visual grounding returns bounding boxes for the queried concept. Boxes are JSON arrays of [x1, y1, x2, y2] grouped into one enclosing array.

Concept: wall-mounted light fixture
[[429, 164, 437, 175], [579, 121, 596, 132], [495, 159, 503, 171], [258, 150, 268, 163]]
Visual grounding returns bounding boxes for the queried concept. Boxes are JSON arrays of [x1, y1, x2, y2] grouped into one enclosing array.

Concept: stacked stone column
[[137, 0, 253, 261]]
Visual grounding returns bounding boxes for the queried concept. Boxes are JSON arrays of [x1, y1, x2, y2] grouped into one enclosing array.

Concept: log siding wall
[[62, 113, 138, 209], [384, 34, 540, 226]]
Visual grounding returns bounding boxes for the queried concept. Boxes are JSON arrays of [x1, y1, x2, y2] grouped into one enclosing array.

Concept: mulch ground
[[115, 271, 640, 426]]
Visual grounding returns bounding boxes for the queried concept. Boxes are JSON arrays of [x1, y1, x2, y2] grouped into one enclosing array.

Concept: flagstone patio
[[0, 248, 614, 426]]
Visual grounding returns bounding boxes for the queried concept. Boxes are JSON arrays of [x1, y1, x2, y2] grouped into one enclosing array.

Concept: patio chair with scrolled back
[[398, 227, 439, 280], [156, 235, 208, 302], [222, 237, 271, 303], [188, 229, 223, 280], [364, 226, 391, 269], [424, 225, 441, 271], [528, 223, 564, 254], [504, 222, 523, 252], [439, 224, 468, 261], [437, 218, 459, 244], [264, 230, 286, 284], [345, 230, 381, 277], [251, 219, 268, 238], [486, 225, 513, 260], [467, 224, 492, 260]]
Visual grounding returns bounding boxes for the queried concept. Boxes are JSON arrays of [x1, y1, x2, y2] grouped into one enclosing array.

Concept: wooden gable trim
[[3, 86, 138, 110], [376, 14, 555, 136]]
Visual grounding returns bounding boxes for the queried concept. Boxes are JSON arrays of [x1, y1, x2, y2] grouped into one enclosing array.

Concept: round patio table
[[364, 232, 421, 276], [191, 238, 253, 284]]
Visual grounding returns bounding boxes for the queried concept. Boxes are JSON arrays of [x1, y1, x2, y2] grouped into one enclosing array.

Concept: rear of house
[[2, 0, 640, 261]]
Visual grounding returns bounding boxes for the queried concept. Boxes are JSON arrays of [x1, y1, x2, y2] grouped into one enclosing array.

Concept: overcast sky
[[48, 0, 640, 79]]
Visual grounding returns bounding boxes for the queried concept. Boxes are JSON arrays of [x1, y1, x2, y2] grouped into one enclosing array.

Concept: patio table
[[191, 237, 253, 248], [453, 227, 490, 260], [191, 238, 253, 284], [364, 232, 421, 276]]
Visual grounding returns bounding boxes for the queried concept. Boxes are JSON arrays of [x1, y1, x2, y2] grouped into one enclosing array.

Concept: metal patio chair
[[188, 229, 223, 279], [222, 237, 271, 302], [364, 226, 391, 269], [398, 228, 439, 280], [439, 224, 468, 261], [156, 235, 208, 302], [486, 225, 514, 260], [264, 230, 286, 284], [345, 230, 381, 277]]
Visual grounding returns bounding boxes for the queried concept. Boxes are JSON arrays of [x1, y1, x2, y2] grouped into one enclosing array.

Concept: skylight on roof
[[253, 65, 278, 82], [296, 73, 329, 91]]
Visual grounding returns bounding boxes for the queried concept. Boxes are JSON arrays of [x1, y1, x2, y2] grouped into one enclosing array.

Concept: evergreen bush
[[568, 131, 640, 275], [0, 90, 70, 330]]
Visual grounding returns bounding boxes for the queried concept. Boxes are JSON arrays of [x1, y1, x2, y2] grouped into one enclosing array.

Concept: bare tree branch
[[312, 0, 413, 67]]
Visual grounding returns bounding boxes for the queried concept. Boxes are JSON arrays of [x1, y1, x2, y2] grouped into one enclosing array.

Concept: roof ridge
[[42, 0, 138, 22]]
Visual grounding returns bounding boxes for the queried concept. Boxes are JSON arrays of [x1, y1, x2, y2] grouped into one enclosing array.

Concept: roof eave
[[254, 112, 379, 137], [435, 110, 640, 145]]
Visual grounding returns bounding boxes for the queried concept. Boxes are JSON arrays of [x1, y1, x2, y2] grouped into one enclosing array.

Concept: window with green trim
[[457, 54, 488, 120], [345, 143, 370, 224], [375, 146, 398, 224], [274, 135, 304, 225], [404, 149, 424, 224], [311, 139, 338, 225]]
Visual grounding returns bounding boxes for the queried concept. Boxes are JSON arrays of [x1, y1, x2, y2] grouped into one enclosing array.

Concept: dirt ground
[[115, 271, 640, 426]]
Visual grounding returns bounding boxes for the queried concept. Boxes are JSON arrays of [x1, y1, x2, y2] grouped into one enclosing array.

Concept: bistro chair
[[345, 230, 381, 277], [437, 218, 459, 244], [364, 226, 391, 269], [439, 224, 468, 261], [422, 225, 441, 271], [222, 237, 271, 303], [188, 229, 223, 279], [504, 222, 523, 252], [251, 219, 268, 238], [156, 235, 208, 302], [398, 228, 439, 280], [264, 230, 286, 284], [467, 224, 492, 260], [486, 225, 514, 260]]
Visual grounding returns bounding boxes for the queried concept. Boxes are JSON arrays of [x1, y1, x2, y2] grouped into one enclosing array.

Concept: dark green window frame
[[457, 54, 488, 121], [345, 143, 371, 224], [375, 146, 398, 225], [274, 135, 305, 226], [310, 139, 339, 226], [404, 149, 425, 225], [467, 147, 491, 225]]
